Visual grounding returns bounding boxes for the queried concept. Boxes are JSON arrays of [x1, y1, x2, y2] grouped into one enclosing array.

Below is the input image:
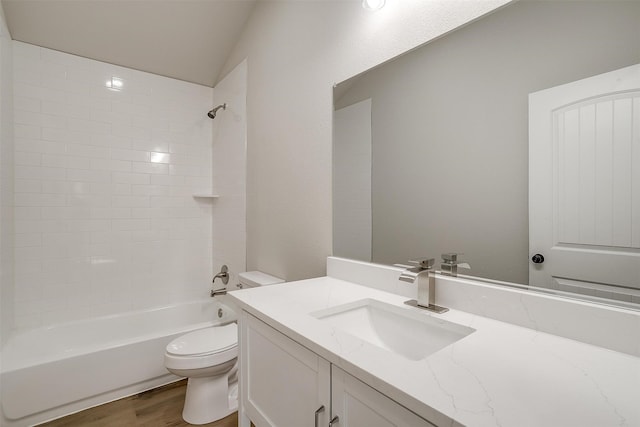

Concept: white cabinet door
[[331, 367, 436, 427], [529, 63, 640, 298], [240, 312, 330, 427]]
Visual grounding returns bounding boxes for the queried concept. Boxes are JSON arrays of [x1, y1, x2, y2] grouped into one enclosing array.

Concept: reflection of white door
[[529, 64, 640, 299], [333, 99, 372, 262]]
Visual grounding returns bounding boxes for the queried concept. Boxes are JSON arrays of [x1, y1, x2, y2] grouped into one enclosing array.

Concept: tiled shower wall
[[0, 5, 14, 343], [12, 42, 214, 330]]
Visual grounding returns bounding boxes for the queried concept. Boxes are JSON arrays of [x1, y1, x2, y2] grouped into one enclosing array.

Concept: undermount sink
[[311, 299, 475, 361]]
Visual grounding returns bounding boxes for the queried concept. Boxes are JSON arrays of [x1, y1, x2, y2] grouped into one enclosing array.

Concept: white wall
[[11, 42, 214, 330], [0, 2, 14, 344], [211, 60, 247, 289], [219, 0, 510, 281]]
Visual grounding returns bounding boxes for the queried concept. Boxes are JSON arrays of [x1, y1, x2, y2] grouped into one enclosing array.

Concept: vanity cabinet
[[331, 367, 436, 427], [240, 311, 436, 427], [240, 311, 330, 427]]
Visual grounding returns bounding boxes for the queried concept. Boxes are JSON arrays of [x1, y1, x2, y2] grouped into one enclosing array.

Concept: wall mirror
[[333, 0, 640, 308]]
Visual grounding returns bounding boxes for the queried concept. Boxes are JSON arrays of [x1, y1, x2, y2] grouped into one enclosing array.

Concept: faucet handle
[[440, 253, 470, 276], [408, 258, 435, 269], [441, 253, 462, 263]]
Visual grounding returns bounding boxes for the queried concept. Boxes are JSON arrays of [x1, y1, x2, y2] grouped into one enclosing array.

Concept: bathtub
[[0, 299, 236, 427]]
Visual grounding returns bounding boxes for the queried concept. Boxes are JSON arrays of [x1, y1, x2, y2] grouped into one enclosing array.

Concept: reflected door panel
[[530, 63, 640, 299]]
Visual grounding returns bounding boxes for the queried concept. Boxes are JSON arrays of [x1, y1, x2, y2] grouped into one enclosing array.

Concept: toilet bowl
[[165, 324, 238, 425], [165, 271, 284, 425]]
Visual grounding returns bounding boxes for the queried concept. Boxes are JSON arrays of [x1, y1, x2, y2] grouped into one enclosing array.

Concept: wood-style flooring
[[39, 380, 238, 427]]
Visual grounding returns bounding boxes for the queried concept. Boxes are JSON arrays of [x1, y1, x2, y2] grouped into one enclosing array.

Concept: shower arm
[[207, 103, 226, 119]]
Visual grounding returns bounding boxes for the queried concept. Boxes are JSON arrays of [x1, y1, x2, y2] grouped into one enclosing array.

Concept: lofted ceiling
[[1, 0, 257, 87]]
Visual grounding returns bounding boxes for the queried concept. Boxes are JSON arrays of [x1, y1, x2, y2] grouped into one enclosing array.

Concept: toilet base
[[182, 376, 238, 425]]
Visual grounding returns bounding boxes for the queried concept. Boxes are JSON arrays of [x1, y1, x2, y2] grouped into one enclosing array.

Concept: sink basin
[[311, 299, 474, 361]]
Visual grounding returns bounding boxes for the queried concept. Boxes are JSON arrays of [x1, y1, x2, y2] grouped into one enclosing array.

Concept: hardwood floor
[[39, 380, 238, 427]]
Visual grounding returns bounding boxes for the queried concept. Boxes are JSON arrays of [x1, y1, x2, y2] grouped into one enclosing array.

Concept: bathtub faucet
[[211, 265, 230, 297]]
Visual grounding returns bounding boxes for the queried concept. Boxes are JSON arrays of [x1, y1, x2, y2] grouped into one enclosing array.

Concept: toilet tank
[[238, 271, 284, 289]]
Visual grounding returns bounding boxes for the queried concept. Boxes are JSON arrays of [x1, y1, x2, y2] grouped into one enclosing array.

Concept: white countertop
[[228, 276, 640, 427]]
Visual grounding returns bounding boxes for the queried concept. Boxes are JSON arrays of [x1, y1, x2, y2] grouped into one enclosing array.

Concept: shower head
[[207, 103, 226, 119]]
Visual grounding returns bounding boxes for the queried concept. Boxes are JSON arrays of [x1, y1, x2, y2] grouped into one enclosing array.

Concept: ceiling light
[[362, 0, 386, 11]]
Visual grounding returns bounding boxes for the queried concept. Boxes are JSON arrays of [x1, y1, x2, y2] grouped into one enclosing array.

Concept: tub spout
[[210, 288, 227, 297]]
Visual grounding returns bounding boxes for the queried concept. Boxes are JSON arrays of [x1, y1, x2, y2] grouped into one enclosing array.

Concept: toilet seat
[[165, 324, 238, 370]]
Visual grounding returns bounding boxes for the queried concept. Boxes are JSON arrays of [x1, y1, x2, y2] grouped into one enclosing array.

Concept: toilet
[[164, 271, 284, 425]]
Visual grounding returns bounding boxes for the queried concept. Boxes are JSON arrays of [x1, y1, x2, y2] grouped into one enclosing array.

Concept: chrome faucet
[[211, 265, 229, 297], [440, 253, 471, 277], [400, 258, 448, 313]]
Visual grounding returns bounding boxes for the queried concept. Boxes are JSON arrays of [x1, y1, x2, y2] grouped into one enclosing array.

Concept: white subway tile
[[15, 219, 68, 233], [15, 179, 41, 193], [42, 100, 91, 120], [112, 195, 150, 208], [41, 181, 70, 194], [131, 184, 170, 196], [131, 208, 151, 218], [14, 82, 66, 103], [13, 41, 41, 59], [14, 123, 41, 139], [15, 207, 42, 220], [67, 194, 110, 207], [132, 162, 169, 175], [150, 174, 184, 186], [67, 219, 111, 232], [112, 100, 150, 116], [15, 193, 66, 207], [112, 183, 132, 195], [14, 109, 42, 126], [150, 152, 170, 164], [66, 169, 112, 183], [111, 148, 150, 162], [41, 113, 68, 129], [91, 133, 132, 148], [14, 96, 41, 113], [132, 115, 169, 131], [15, 233, 42, 247], [112, 218, 150, 231], [41, 166, 67, 181], [41, 154, 68, 168], [112, 172, 150, 185], [15, 245, 43, 260], [67, 92, 110, 111], [89, 158, 132, 172], [16, 137, 66, 154], [133, 139, 169, 153], [150, 196, 186, 208], [42, 127, 88, 144], [67, 143, 110, 158], [69, 117, 111, 135], [169, 164, 202, 177], [42, 206, 92, 219], [113, 124, 150, 140]]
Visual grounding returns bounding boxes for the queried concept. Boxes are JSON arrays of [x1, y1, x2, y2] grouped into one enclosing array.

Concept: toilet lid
[[166, 323, 238, 356]]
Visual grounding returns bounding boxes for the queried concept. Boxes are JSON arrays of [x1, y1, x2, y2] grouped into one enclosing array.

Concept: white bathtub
[[0, 299, 236, 426]]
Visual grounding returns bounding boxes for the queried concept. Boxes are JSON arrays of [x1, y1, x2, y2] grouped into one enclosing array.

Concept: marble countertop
[[228, 277, 640, 427]]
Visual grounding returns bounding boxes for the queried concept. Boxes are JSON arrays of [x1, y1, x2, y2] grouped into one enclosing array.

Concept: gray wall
[[335, 1, 640, 283]]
